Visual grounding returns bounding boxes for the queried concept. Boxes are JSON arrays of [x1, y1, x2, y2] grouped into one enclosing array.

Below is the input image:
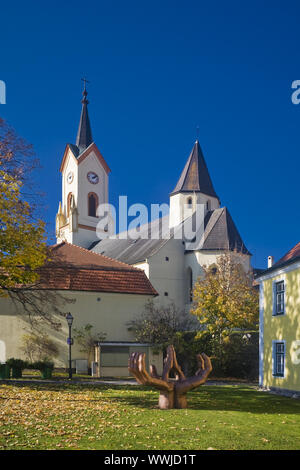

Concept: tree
[[73, 324, 107, 366], [191, 253, 259, 342], [0, 117, 39, 194], [0, 170, 47, 290], [127, 300, 198, 352], [20, 332, 59, 363], [0, 118, 71, 331]]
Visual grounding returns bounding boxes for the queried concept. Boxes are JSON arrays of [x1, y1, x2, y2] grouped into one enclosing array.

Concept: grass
[[0, 382, 300, 450]]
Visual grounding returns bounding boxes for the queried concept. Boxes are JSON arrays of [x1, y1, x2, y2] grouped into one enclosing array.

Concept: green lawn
[[0, 382, 299, 450]]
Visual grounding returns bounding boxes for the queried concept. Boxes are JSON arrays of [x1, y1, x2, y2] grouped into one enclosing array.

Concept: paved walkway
[[0, 377, 258, 387]]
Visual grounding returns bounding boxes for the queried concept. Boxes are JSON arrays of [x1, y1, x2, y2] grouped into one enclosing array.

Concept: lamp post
[[66, 313, 74, 379]]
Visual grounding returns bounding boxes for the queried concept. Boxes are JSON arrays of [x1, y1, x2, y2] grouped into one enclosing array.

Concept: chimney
[[268, 256, 274, 268]]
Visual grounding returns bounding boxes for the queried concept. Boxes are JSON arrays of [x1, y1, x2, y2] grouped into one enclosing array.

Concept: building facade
[[257, 243, 300, 396]]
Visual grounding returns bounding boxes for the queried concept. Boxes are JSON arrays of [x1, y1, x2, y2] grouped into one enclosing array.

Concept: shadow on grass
[[1, 380, 300, 415], [105, 385, 300, 414]]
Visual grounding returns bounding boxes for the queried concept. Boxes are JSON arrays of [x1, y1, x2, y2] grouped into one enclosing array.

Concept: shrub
[[170, 331, 258, 380], [29, 360, 54, 372], [210, 332, 259, 380], [6, 358, 28, 370], [6, 358, 28, 378]]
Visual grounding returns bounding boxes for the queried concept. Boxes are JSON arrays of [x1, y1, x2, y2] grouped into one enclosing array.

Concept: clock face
[[67, 171, 74, 184], [87, 171, 99, 184]]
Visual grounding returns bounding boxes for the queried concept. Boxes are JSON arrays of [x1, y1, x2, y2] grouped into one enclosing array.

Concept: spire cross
[[81, 77, 90, 92]]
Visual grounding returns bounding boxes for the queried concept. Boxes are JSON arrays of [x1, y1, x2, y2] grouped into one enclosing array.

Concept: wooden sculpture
[[128, 345, 212, 409]]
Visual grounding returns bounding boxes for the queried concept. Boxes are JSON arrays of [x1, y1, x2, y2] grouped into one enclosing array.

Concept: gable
[[59, 142, 111, 174]]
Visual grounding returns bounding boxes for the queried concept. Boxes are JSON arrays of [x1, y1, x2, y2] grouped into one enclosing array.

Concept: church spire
[[76, 79, 93, 153], [170, 140, 219, 200]]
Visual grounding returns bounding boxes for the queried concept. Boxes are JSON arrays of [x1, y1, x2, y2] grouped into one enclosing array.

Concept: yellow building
[[257, 243, 300, 396]]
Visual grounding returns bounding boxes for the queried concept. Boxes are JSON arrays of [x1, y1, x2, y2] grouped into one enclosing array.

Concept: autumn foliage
[[0, 170, 47, 292], [191, 253, 259, 340]]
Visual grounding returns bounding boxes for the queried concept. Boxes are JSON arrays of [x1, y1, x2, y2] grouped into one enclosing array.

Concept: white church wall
[[59, 147, 109, 248], [143, 239, 187, 312], [183, 250, 251, 313], [133, 261, 150, 278], [169, 192, 220, 228], [62, 149, 78, 216], [76, 150, 108, 226], [196, 250, 251, 273], [71, 227, 98, 249]]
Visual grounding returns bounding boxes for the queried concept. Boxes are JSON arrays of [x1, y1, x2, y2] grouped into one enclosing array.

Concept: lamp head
[[66, 313, 74, 327]]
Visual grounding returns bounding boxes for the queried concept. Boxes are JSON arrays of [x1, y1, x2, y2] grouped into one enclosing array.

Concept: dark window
[[164, 292, 168, 296], [165, 257, 169, 261], [187, 268, 193, 303], [187, 197, 192, 208], [100, 346, 130, 367], [275, 281, 285, 315], [88, 193, 97, 217], [273, 342, 285, 377]]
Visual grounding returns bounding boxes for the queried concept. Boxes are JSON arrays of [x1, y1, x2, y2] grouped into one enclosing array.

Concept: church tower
[[169, 140, 220, 228], [56, 84, 111, 248]]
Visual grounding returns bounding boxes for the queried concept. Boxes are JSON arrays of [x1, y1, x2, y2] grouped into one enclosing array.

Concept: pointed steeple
[[76, 81, 93, 153], [171, 140, 219, 200]]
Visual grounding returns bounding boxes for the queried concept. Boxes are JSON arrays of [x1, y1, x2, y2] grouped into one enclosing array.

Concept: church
[[0, 86, 251, 377], [56, 86, 251, 313]]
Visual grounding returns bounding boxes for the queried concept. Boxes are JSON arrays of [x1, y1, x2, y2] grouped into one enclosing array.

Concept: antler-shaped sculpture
[[128, 345, 212, 409]]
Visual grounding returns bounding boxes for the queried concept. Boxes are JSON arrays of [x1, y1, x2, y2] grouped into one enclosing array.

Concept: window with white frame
[[273, 341, 285, 377], [274, 280, 285, 315]]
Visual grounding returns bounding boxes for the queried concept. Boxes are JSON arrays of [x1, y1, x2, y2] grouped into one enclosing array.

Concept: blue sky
[[1, 0, 300, 268]]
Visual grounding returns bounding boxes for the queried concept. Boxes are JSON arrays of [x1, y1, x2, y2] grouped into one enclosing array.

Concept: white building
[[56, 87, 252, 314]]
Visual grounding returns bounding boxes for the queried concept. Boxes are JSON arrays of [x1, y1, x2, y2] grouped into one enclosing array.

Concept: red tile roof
[[37, 242, 157, 296], [274, 241, 300, 268]]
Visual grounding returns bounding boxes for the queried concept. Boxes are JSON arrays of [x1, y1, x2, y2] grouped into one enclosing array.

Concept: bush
[[174, 330, 215, 376], [170, 331, 258, 381], [29, 360, 54, 372], [28, 360, 54, 379], [6, 358, 28, 370], [0, 363, 11, 379], [210, 332, 259, 380], [6, 358, 28, 378]]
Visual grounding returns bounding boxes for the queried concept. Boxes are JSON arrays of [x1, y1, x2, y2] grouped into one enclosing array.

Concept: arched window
[[187, 267, 193, 303], [209, 264, 217, 275], [88, 192, 98, 217], [187, 197, 193, 208], [206, 200, 211, 211], [67, 192, 73, 214]]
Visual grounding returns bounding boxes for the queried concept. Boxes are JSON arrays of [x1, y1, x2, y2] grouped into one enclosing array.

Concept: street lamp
[[66, 313, 74, 379]]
